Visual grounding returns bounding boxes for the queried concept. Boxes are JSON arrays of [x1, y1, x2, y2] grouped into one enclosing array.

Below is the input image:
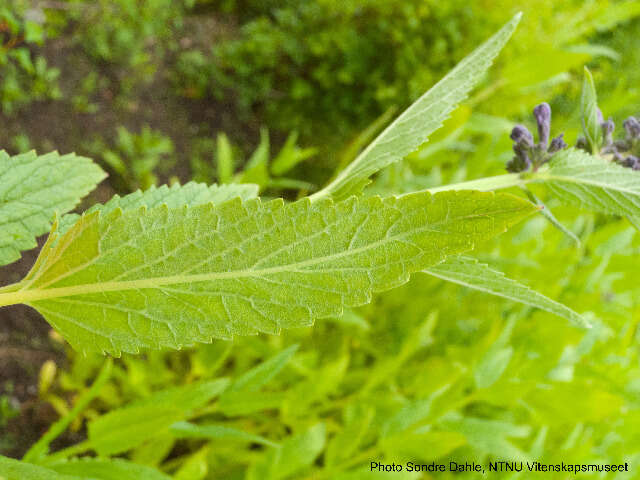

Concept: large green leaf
[[49, 459, 171, 480], [0, 455, 89, 480], [423, 256, 589, 327], [58, 182, 258, 234], [1, 191, 536, 354], [535, 148, 640, 217], [0, 150, 105, 266], [310, 13, 521, 201]]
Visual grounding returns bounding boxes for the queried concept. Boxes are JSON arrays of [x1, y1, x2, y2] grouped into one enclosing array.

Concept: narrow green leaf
[[0, 150, 106, 266], [169, 421, 279, 447], [130, 434, 175, 468], [580, 67, 601, 153], [88, 379, 229, 455], [310, 13, 521, 201], [423, 256, 589, 327], [173, 447, 209, 480], [535, 148, 640, 218], [439, 414, 531, 460], [23, 359, 113, 462], [381, 431, 467, 463], [49, 459, 171, 480], [246, 423, 326, 480], [58, 182, 259, 235], [3, 191, 536, 354], [474, 346, 514, 388], [0, 455, 87, 480], [270, 131, 317, 176], [227, 345, 298, 393], [325, 405, 374, 467], [236, 127, 270, 187], [216, 133, 234, 184], [218, 392, 285, 417]]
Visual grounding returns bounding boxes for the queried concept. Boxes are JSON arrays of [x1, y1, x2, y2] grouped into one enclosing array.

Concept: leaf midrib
[[1, 205, 529, 306]]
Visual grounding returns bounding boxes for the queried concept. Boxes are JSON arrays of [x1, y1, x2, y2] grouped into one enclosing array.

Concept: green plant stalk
[[423, 172, 530, 194], [23, 359, 113, 463], [39, 439, 94, 466]]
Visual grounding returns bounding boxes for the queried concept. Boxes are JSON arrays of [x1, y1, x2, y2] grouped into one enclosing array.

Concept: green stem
[[423, 173, 530, 194], [39, 440, 94, 466], [0, 286, 28, 307], [23, 359, 113, 463], [0, 281, 24, 295]]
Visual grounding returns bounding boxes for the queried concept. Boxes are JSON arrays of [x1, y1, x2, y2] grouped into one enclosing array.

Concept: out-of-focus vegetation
[[3, 1, 640, 478]]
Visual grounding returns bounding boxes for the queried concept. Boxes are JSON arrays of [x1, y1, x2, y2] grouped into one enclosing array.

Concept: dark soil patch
[[0, 237, 67, 458]]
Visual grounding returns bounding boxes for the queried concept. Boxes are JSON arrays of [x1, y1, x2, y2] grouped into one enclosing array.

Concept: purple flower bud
[[622, 156, 639, 169], [614, 139, 631, 151], [576, 136, 589, 151], [534, 103, 551, 146], [506, 153, 531, 173], [510, 125, 534, 146], [549, 133, 567, 153], [601, 118, 615, 146], [596, 108, 604, 125], [624, 117, 640, 139]]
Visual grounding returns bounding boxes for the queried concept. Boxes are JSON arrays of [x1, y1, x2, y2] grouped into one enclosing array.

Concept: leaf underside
[[312, 13, 521, 200], [58, 181, 259, 235], [0, 150, 106, 267], [12, 191, 535, 355], [424, 256, 589, 327], [538, 148, 640, 217]]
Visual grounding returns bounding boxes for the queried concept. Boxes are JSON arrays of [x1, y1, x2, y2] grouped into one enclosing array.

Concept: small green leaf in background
[[381, 431, 467, 463], [475, 346, 514, 389], [49, 458, 172, 480], [170, 421, 279, 447], [2, 191, 536, 354], [88, 379, 229, 456], [246, 423, 326, 480], [333, 469, 421, 480], [0, 455, 86, 480], [218, 345, 298, 416], [270, 131, 317, 177], [0, 150, 106, 266], [130, 434, 175, 468], [439, 414, 531, 460], [173, 447, 209, 480], [580, 66, 602, 153], [282, 353, 349, 420], [225, 345, 298, 393], [236, 127, 271, 187], [325, 404, 374, 467], [216, 133, 234, 184]]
